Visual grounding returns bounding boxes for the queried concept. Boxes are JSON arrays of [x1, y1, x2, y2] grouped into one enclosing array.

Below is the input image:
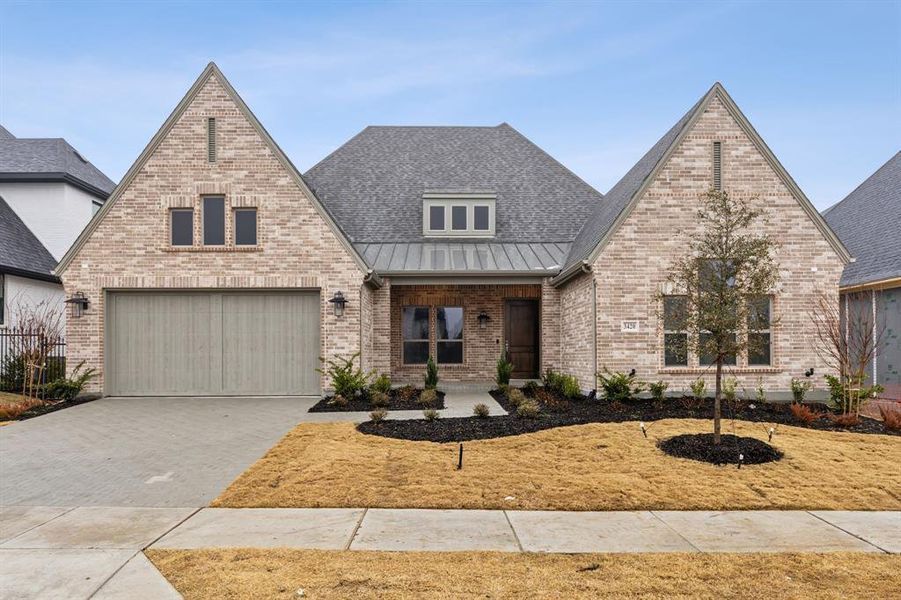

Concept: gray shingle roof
[[0, 128, 116, 197], [823, 151, 901, 287], [356, 242, 570, 274], [0, 195, 59, 281], [304, 124, 602, 244], [0, 125, 14, 140], [564, 95, 704, 271]]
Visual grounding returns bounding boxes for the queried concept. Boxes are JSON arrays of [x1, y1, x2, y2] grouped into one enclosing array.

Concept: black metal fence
[[0, 329, 67, 397]]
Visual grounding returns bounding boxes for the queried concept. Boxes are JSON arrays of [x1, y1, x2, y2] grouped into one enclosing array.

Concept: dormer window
[[423, 192, 495, 237]]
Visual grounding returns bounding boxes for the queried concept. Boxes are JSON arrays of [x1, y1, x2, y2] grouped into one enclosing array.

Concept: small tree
[[659, 189, 779, 444], [6, 299, 65, 399]]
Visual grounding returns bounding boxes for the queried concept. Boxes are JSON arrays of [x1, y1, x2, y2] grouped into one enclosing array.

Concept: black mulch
[[355, 387, 896, 442], [5, 395, 98, 421], [657, 433, 783, 465], [310, 389, 445, 413]]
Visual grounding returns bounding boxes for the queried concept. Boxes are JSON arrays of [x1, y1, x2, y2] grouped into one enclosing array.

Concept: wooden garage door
[[106, 291, 320, 396]]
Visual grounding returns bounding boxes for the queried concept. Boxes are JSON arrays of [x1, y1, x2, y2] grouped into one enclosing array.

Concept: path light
[[457, 443, 464, 470], [477, 311, 491, 329], [738, 453, 744, 469], [328, 291, 348, 317], [768, 427, 775, 442], [65, 292, 89, 319], [639, 422, 647, 438]]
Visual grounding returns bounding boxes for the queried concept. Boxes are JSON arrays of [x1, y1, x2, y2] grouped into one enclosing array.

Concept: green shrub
[[543, 369, 582, 398], [496, 352, 513, 386], [507, 388, 526, 407], [369, 391, 390, 408], [516, 399, 540, 419], [561, 375, 582, 399], [42, 361, 97, 401], [317, 352, 371, 398], [690, 378, 707, 400], [596, 369, 644, 403], [369, 408, 388, 422], [542, 369, 563, 393], [790, 377, 812, 403], [423, 408, 439, 421], [722, 377, 738, 403], [418, 388, 439, 405], [473, 403, 490, 418], [397, 384, 417, 402], [522, 380, 539, 396], [370, 373, 392, 394], [0, 354, 26, 392], [424, 356, 439, 390], [649, 380, 668, 403], [497, 383, 510, 397]]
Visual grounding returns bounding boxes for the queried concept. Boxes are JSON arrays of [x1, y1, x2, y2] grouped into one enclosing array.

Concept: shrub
[[561, 375, 582, 399], [542, 369, 563, 393], [790, 402, 821, 424], [649, 380, 668, 404], [42, 361, 96, 401], [824, 373, 882, 415], [397, 384, 417, 402], [722, 377, 738, 403], [534, 387, 560, 407], [829, 412, 859, 428], [879, 404, 901, 432], [790, 378, 812, 403], [418, 388, 439, 405], [0, 354, 26, 393], [369, 391, 390, 408], [680, 394, 705, 410], [329, 394, 349, 407], [424, 356, 439, 390], [423, 408, 439, 421], [0, 396, 43, 420], [496, 352, 513, 387], [317, 353, 370, 398], [369, 408, 388, 423], [507, 388, 526, 407], [597, 369, 644, 403], [756, 381, 767, 403], [690, 378, 707, 400], [473, 403, 490, 418], [370, 373, 392, 394], [522, 380, 539, 396], [516, 399, 540, 419]]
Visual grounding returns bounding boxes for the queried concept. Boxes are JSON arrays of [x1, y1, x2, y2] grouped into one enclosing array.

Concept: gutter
[[363, 270, 384, 289], [550, 260, 592, 288], [1, 266, 61, 284], [0, 172, 112, 201]]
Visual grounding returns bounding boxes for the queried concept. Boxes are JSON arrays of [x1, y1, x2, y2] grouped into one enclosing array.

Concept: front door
[[505, 299, 539, 378]]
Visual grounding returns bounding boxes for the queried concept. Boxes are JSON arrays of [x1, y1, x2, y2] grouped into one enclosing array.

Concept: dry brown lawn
[[148, 549, 901, 600], [0, 391, 42, 420], [213, 419, 901, 511]]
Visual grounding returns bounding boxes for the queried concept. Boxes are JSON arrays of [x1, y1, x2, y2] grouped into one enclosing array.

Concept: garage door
[[106, 291, 320, 396]]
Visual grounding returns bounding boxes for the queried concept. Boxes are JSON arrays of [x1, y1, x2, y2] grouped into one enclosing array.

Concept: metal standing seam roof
[[355, 242, 571, 273], [0, 195, 59, 281], [823, 151, 901, 287]]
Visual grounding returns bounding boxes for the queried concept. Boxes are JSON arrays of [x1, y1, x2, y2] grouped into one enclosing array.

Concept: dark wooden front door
[[505, 300, 539, 378]]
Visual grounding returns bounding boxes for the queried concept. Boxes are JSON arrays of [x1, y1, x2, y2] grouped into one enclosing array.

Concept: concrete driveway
[[0, 396, 313, 507]]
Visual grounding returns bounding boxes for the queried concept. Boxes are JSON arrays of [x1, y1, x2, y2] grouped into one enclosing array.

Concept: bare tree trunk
[[714, 359, 722, 444]]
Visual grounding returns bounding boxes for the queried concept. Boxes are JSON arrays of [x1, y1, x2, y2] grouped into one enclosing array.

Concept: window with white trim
[[423, 195, 495, 237]]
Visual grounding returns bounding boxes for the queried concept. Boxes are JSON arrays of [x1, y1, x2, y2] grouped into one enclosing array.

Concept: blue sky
[[1, 1, 898, 209]]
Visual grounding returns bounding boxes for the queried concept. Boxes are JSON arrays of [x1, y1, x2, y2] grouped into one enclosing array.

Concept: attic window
[[423, 193, 496, 237], [207, 118, 217, 162], [713, 141, 722, 190]]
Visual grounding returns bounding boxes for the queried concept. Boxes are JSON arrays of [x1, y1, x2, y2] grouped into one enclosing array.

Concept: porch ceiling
[[355, 242, 570, 275]]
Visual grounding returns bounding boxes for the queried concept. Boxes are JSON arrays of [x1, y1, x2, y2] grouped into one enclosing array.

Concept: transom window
[[423, 194, 495, 237], [203, 196, 225, 246]]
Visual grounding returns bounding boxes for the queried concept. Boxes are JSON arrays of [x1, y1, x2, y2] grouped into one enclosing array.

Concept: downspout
[[592, 277, 598, 391]]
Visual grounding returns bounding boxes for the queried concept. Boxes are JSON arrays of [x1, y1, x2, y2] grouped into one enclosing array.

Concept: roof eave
[[0, 265, 61, 284], [0, 172, 112, 200]]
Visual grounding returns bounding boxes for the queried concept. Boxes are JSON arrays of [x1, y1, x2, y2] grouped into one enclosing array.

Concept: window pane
[[437, 341, 463, 364], [663, 296, 687, 331], [474, 205, 490, 230], [748, 333, 771, 365], [402, 307, 429, 340], [403, 341, 429, 365], [664, 333, 687, 366], [747, 296, 770, 329], [171, 209, 193, 246], [429, 205, 445, 230], [234, 209, 257, 245], [699, 333, 736, 366], [451, 206, 467, 230], [203, 197, 225, 245], [437, 307, 463, 340]]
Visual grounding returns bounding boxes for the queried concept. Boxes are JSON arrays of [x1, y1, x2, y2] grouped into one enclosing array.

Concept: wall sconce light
[[477, 311, 491, 329], [65, 292, 89, 319], [328, 291, 348, 317]]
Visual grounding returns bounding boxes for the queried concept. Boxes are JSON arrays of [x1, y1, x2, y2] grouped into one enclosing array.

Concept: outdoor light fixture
[[65, 292, 89, 319], [477, 311, 491, 329], [328, 291, 348, 317]]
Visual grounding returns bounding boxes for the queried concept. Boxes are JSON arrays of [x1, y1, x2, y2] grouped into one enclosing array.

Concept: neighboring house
[[0, 124, 116, 260], [823, 152, 901, 401], [56, 63, 849, 397]]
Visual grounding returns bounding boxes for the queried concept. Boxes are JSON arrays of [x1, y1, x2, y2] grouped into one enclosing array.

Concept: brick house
[[56, 63, 849, 397]]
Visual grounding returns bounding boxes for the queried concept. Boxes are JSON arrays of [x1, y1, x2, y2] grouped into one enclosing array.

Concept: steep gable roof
[[0, 127, 116, 198], [56, 62, 369, 277], [304, 124, 602, 244], [555, 83, 850, 284], [0, 195, 59, 282], [823, 151, 901, 288]]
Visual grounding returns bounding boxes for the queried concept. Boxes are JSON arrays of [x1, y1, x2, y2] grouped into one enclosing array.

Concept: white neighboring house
[[0, 124, 115, 329]]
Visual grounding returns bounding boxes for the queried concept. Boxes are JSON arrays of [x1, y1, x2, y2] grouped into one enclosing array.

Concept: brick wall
[[61, 73, 367, 393]]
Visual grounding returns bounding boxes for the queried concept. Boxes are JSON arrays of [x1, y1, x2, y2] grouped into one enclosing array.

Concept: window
[[436, 306, 463, 364], [207, 117, 217, 162], [203, 196, 225, 245], [234, 208, 257, 246], [451, 206, 467, 230], [422, 195, 495, 236], [402, 306, 430, 365], [170, 209, 194, 246], [474, 205, 490, 231], [699, 332, 737, 366], [663, 295, 688, 366], [429, 205, 445, 231], [747, 295, 772, 365], [92, 201, 103, 215], [713, 141, 722, 190]]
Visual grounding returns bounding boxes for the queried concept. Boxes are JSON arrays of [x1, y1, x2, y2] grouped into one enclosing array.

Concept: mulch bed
[[657, 433, 784, 465], [4, 395, 98, 422], [310, 389, 445, 413], [356, 386, 896, 442]]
